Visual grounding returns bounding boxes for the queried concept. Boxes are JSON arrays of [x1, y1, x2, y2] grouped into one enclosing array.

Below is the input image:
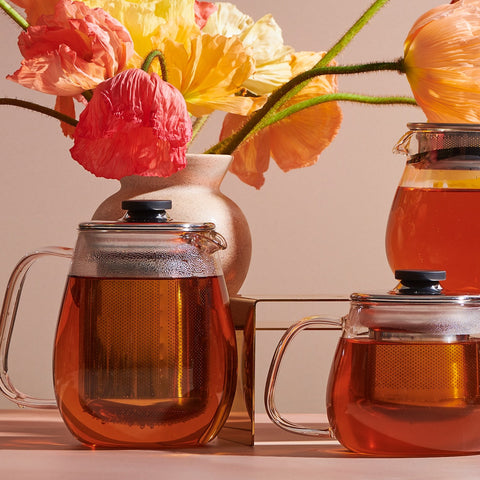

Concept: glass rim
[[407, 122, 480, 132], [351, 292, 480, 305], [78, 221, 217, 232]]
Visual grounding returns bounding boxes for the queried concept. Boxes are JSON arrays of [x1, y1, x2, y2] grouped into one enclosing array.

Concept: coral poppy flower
[[8, 0, 134, 96], [220, 52, 342, 189], [404, 0, 480, 123], [70, 69, 192, 179], [8, 0, 58, 24], [203, 2, 293, 96]]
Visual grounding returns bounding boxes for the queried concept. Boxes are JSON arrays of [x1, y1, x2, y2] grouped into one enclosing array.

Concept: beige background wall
[[0, 0, 439, 409]]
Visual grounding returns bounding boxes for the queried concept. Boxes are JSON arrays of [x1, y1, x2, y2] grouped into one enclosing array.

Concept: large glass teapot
[[265, 270, 480, 456], [0, 200, 237, 448], [385, 122, 480, 293]]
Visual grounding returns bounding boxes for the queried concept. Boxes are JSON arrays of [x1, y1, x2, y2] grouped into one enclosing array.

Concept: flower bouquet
[[1, 0, 480, 190]]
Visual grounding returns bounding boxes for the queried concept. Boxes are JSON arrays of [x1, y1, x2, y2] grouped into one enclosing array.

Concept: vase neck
[[120, 154, 232, 192]]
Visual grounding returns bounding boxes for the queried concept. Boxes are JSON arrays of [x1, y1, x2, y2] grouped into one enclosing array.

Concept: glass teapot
[[0, 200, 237, 448], [265, 270, 480, 456], [385, 122, 480, 293]]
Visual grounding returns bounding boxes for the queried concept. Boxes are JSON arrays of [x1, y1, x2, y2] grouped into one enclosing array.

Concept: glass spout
[[183, 231, 227, 254], [393, 130, 414, 156]]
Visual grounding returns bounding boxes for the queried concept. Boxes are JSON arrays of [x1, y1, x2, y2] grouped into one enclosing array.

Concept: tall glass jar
[[385, 123, 480, 293]]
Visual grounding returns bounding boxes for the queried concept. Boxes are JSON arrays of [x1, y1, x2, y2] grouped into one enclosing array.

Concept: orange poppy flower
[[404, 0, 480, 122], [221, 52, 342, 188]]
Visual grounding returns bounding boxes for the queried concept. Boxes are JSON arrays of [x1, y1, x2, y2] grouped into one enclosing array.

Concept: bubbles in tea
[[54, 275, 237, 448]]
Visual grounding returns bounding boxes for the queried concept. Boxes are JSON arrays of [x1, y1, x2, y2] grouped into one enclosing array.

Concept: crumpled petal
[[8, 0, 134, 96], [84, 0, 199, 57], [203, 2, 293, 95], [70, 69, 192, 179], [159, 33, 256, 116], [404, 0, 480, 122], [55, 95, 77, 138], [194, 1, 217, 29], [220, 113, 271, 189], [220, 52, 342, 188], [8, 0, 58, 24], [270, 52, 342, 171]]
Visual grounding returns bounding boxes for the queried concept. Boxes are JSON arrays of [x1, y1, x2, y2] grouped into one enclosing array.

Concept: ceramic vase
[[92, 153, 251, 295]]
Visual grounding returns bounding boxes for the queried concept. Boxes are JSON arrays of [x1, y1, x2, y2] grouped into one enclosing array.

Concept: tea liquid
[[54, 275, 237, 448], [327, 337, 480, 456], [386, 186, 480, 293]]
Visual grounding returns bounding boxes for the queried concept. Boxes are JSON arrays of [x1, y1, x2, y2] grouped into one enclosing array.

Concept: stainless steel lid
[[78, 200, 217, 232]]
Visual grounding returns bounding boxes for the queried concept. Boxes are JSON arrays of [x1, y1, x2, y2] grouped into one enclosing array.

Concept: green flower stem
[[259, 0, 394, 123], [262, 93, 416, 129], [206, 0, 395, 155], [141, 50, 168, 81], [190, 115, 209, 144], [318, 0, 391, 68], [0, 98, 78, 127], [0, 0, 28, 30], [206, 59, 405, 155]]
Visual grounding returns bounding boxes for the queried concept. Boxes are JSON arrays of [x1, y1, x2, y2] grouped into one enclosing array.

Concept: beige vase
[[92, 153, 252, 295]]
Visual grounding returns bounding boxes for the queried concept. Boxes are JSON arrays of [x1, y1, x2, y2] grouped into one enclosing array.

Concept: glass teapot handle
[[264, 315, 342, 437], [0, 246, 73, 408]]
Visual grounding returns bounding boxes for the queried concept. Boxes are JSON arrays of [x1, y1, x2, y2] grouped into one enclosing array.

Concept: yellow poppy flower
[[203, 2, 293, 96], [221, 52, 342, 189], [157, 34, 257, 116], [404, 0, 480, 123], [83, 0, 198, 58]]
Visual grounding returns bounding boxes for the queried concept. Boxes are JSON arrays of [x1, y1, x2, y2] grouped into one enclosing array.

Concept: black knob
[[395, 270, 446, 295], [122, 200, 172, 223]]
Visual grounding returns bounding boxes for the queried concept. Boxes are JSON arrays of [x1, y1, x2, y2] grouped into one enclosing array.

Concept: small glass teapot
[[385, 122, 480, 293], [265, 270, 480, 456], [0, 200, 237, 448]]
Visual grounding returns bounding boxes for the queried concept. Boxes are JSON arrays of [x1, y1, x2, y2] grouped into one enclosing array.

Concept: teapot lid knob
[[394, 269, 446, 295], [122, 200, 172, 223]]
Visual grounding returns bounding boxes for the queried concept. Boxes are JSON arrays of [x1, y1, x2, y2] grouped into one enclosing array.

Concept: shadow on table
[[0, 411, 83, 450], [0, 411, 355, 458]]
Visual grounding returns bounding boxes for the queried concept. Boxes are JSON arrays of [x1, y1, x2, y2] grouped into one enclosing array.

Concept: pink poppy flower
[[194, 1, 217, 29], [8, 0, 134, 96], [70, 69, 192, 179]]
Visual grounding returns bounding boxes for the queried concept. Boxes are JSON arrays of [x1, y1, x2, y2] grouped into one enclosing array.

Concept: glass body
[[0, 223, 237, 448], [328, 298, 480, 456], [265, 291, 480, 456], [386, 123, 480, 293], [327, 336, 480, 456], [55, 275, 236, 448]]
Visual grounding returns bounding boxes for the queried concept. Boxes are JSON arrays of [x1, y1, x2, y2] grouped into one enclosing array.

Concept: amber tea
[[54, 275, 237, 448], [386, 187, 480, 293], [327, 337, 480, 456]]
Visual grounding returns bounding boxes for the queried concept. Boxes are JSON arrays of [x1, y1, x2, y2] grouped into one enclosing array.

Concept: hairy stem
[[317, 0, 391, 68], [189, 115, 210, 145], [141, 50, 168, 81], [206, 59, 405, 154], [263, 93, 416, 129], [0, 98, 78, 126]]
